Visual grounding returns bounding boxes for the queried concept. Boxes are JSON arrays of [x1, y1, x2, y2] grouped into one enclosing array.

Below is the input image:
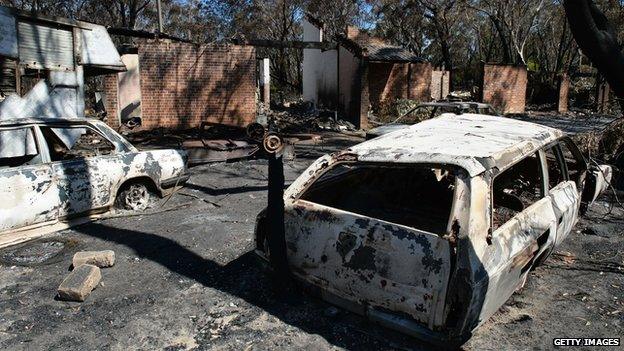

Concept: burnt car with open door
[[254, 114, 612, 346]]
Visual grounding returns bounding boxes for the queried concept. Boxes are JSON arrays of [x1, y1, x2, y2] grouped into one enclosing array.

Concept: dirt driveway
[[0, 138, 622, 350]]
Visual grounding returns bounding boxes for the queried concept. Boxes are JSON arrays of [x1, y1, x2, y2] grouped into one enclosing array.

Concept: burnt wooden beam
[[233, 39, 338, 51]]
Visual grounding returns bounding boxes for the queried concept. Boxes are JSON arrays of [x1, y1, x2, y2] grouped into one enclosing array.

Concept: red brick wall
[[104, 40, 257, 130], [102, 74, 120, 129], [367, 62, 432, 112], [482, 64, 527, 114], [431, 70, 450, 100]]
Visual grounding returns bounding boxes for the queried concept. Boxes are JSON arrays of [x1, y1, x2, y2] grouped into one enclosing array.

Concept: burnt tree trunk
[[563, 0, 624, 110]]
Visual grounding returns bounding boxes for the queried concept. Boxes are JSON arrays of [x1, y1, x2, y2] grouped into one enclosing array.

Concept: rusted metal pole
[[267, 150, 291, 288]]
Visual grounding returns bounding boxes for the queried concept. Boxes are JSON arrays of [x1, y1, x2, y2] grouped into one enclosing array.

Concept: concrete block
[[57, 264, 101, 302], [72, 250, 115, 268]]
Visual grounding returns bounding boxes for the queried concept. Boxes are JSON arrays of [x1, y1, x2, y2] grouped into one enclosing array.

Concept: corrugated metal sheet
[[80, 26, 125, 69], [0, 58, 17, 94], [18, 20, 74, 70]]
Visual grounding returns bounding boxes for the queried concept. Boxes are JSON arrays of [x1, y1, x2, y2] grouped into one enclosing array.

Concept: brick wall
[[104, 40, 256, 130], [102, 74, 120, 129], [431, 70, 450, 100], [367, 61, 432, 112], [482, 64, 527, 114]]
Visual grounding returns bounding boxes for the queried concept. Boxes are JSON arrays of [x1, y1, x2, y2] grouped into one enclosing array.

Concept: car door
[[480, 152, 557, 320], [38, 124, 117, 218], [283, 162, 456, 329], [0, 125, 60, 232], [542, 140, 581, 247]]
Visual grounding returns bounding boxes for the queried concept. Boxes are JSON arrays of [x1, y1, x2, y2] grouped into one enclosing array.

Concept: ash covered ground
[[0, 136, 622, 351]]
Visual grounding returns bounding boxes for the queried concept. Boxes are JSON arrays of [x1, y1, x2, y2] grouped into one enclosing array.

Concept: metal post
[[264, 130, 294, 294], [156, 0, 163, 33], [267, 152, 289, 279]]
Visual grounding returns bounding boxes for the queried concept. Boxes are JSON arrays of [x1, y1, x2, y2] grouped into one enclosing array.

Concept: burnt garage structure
[[102, 30, 257, 131], [302, 15, 433, 129], [0, 5, 125, 120]]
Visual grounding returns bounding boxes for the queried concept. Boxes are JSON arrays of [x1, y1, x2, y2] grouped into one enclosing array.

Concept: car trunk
[[282, 163, 459, 329]]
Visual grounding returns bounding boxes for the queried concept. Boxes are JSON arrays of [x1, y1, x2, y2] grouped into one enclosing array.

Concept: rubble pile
[[263, 100, 357, 134]]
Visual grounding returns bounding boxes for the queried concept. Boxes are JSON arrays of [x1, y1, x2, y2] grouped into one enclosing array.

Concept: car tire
[[116, 182, 154, 211]]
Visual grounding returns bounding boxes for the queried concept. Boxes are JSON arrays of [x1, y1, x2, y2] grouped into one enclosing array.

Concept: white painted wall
[[303, 19, 321, 104], [117, 54, 142, 123], [259, 58, 270, 105], [302, 18, 337, 108]]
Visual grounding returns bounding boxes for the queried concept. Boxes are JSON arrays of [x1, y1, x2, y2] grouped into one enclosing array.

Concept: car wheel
[[116, 183, 153, 211]]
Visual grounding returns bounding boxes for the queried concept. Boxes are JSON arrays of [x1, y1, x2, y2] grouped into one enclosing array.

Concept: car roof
[[0, 117, 101, 127], [418, 102, 462, 107], [350, 113, 563, 177]]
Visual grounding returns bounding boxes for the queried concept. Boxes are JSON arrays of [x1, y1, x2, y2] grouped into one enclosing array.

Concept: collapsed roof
[[0, 5, 125, 74], [338, 28, 426, 63]]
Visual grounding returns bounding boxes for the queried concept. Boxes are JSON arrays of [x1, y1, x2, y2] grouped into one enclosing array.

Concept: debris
[[102, 202, 194, 220], [177, 192, 222, 208], [554, 251, 576, 265], [264, 100, 356, 134], [183, 139, 260, 165], [0, 239, 71, 266], [324, 306, 339, 318], [72, 250, 115, 268], [57, 264, 101, 302]]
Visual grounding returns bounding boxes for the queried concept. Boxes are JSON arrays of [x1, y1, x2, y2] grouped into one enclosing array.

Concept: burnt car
[[255, 114, 612, 345], [0, 118, 189, 241], [366, 101, 498, 139]]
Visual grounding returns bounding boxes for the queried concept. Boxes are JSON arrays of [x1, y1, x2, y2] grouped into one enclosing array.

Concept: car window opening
[[545, 145, 565, 189], [492, 153, 543, 231], [559, 140, 582, 186], [40, 126, 115, 161], [300, 164, 457, 235], [0, 127, 41, 168]]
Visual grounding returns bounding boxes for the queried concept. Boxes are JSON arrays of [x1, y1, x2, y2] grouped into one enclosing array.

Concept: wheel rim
[[124, 184, 149, 210]]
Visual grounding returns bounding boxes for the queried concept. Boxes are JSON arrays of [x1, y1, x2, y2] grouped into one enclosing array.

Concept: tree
[[468, 0, 552, 65], [563, 0, 624, 109]]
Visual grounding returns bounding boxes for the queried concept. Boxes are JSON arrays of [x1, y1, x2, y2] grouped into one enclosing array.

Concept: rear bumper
[[160, 173, 190, 189], [252, 249, 467, 348]]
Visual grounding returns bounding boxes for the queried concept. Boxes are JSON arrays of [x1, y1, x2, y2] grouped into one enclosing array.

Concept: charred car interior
[[300, 164, 457, 234]]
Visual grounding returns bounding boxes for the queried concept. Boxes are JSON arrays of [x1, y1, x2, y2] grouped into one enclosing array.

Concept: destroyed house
[[0, 5, 125, 120], [303, 15, 432, 129], [102, 29, 257, 130]]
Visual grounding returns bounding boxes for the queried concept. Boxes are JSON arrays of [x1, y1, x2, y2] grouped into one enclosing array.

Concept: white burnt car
[[255, 114, 612, 345], [0, 118, 189, 238]]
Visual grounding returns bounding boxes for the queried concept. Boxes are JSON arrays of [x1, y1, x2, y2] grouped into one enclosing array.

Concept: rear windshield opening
[[300, 163, 457, 235]]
